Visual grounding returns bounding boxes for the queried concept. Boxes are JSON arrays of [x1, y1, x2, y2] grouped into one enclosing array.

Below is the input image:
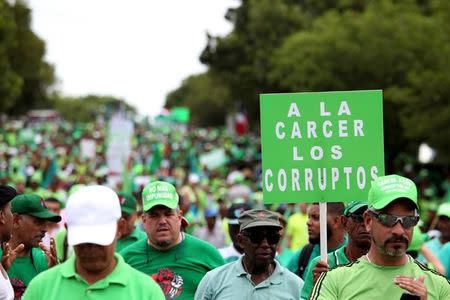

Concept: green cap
[[238, 209, 282, 231], [11, 194, 61, 223], [368, 175, 418, 210], [118, 192, 137, 214], [344, 201, 368, 216], [142, 181, 179, 212], [437, 203, 450, 218]]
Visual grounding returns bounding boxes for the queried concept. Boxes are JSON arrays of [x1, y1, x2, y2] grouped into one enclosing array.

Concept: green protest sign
[[260, 90, 384, 204]]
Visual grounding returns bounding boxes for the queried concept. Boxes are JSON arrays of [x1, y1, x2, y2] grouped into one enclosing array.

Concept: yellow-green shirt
[[310, 256, 450, 300]]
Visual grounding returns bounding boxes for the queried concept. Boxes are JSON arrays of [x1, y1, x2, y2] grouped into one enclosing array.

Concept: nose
[[258, 237, 270, 248], [390, 221, 406, 235]]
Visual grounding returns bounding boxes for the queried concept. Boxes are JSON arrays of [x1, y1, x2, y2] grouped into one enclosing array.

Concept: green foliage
[[0, 0, 56, 115], [51, 94, 136, 123], [270, 1, 449, 161], [166, 72, 231, 126]]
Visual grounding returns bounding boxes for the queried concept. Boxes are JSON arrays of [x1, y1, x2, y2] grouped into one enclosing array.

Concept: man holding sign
[[310, 175, 450, 300]]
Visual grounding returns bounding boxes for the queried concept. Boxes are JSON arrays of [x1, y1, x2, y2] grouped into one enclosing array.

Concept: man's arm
[[309, 271, 338, 300], [194, 272, 213, 300], [301, 256, 328, 299]]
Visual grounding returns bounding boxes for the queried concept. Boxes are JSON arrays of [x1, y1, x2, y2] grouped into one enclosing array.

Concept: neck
[[148, 232, 183, 251], [328, 231, 345, 249], [365, 247, 409, 266], [75, 257, 117, 285], [344, 243, 369, 262], [242, 256, 274, 285]]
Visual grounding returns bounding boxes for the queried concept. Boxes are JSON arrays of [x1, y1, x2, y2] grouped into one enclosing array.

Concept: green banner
[[260, 90, 385, 204]]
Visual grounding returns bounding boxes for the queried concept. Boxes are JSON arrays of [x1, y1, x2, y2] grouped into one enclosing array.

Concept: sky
[[28, 0, 237, 117]]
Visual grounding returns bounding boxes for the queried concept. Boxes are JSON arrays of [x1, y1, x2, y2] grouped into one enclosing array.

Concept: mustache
[[384, 235, 409, 245]]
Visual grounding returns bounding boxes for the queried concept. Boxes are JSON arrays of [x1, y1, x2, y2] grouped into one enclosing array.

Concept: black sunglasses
[[369, 210, 419, 229], [348, 213, 364, 223], [242, 231, 281, 245]]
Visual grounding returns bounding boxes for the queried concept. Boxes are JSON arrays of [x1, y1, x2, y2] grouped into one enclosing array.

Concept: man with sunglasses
[[301, 201, 370, 299], [310, 175, 450, 300], [195, 209, 303, 299]]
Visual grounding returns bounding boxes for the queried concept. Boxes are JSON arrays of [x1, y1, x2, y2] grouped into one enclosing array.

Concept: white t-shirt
[[0, 264, 13, 300]]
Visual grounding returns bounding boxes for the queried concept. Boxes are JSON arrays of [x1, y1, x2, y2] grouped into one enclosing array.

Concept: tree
[[269, 1, 449, 161], [166, 72, 232, 126], [0, 0, 55, 115]]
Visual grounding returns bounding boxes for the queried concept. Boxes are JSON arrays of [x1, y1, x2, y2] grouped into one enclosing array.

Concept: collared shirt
[[22, 254, 165, 300], [301, 245, 350, 299], [194, 256, 304, 300], [116, 226, 147, 252]]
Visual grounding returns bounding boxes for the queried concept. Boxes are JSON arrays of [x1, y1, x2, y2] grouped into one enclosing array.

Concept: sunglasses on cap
[[348, 213, 364, 223], [241, 231, 281, 245], [369, 210, 419, 229]]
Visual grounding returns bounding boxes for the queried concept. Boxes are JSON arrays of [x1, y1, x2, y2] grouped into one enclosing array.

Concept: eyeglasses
[[242, 231, 281, 245], [348, 213, 364, 223], [369, 210, 419, 229]]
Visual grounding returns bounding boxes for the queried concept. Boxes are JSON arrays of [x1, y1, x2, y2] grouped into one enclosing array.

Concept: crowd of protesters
[[0, 113, 449, 299]]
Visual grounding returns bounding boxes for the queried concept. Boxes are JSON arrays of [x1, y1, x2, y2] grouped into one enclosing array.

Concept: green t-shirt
[[0, 248, 48, 299], [116, 226, 147, 253], [301, 245, 350, 299], [120, 233, 225, 300], [310, 256, 450, 300], [286, 240, 347, 277], [22, 254, 165, 300]]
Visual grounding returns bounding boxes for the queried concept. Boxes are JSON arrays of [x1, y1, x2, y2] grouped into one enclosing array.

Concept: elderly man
[[2, 194, 61, 299], [310, 175, 450, 300], [116, 192, 146, 252], [120, 181, 224, 300], [23, 185, 164, 299], [301, 201, 371, 299], [195, 209, 303, 299]]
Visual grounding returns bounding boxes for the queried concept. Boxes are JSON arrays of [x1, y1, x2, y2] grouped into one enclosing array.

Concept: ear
[[12, 214, 21, 228], [236, 233, 245, 249], [364, 211, 372, 232], [117, 218, 126, 239], [141, 213, 147, 223], [340, 215, 348, 229], [0, 210, 4, 225]]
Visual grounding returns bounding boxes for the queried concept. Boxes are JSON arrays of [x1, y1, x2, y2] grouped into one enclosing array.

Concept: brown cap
[[238, 209, 282, 231]]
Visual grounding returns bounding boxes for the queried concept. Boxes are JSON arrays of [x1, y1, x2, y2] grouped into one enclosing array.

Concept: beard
[[373, 235, 409, 257]]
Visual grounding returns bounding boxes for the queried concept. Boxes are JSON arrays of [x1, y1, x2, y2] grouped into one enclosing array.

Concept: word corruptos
[[264, 166, 379, 192]]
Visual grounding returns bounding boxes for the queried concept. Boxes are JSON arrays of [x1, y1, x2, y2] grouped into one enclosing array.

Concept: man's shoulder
[[277, 263, 303, 284], [412, 259, 450, 285], [119, 237, 146, 256]]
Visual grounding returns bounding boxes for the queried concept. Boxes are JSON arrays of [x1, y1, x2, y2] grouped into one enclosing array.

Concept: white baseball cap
[[66, 185, 121, 246]]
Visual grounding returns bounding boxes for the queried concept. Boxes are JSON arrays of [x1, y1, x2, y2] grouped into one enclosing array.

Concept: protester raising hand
[[1, 242, 25, 271], [39, 238, 58, 267]]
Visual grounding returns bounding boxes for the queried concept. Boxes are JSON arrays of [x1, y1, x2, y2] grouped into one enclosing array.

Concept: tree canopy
[[166, 0, 450, 162]]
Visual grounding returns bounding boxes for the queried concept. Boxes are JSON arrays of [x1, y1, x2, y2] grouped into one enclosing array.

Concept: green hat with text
[[368, 175, 418, 210], [11, 194, 61, 223], [142, 181, 179, 212]]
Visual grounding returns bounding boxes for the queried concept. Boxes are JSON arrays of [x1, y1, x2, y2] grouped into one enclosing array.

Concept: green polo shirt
[[116, 226, 147, 252], [286, 239, 347, 277], [22, 254, 165, 300], [301, 245, 350, 299], [310, 256, 450, 300], [120, 234, 224, 300], [194, 256, 304, 299]]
